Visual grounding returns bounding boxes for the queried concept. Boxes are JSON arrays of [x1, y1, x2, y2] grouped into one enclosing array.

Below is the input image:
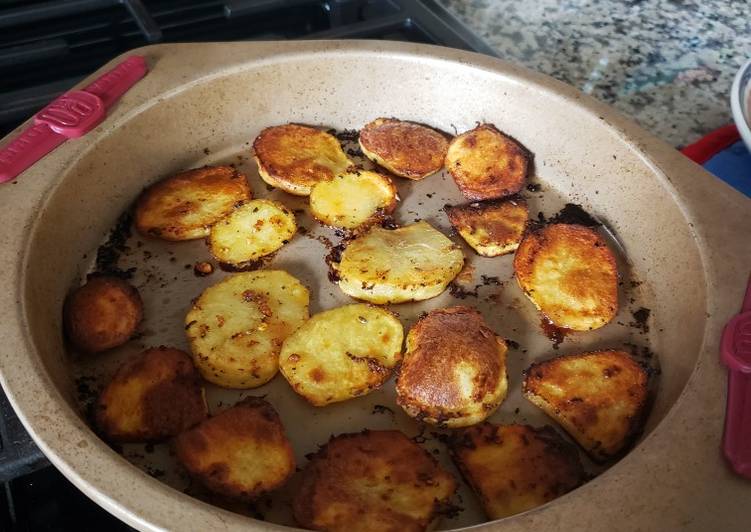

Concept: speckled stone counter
[[439, 0, 750, 146]]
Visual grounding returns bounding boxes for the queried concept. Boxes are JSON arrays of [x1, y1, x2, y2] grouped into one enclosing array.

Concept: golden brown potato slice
[[445, 197, 528, 257], [523, 350, 649, 461], [175, 397, 295, 500], [293, 430, 456, 532], [309, 169, 397, 230], [445, 124, 528, 200], [514, 223, 618, 331], [396, 306, 508, 428], [451, 423, 584, 519], [358, 118, 449, 180], [208, 199, 296, 266], [253, 124, 351, 195], [279, 304, 403, 406], [135, 166, 251, 241], [185, 270, 309, 389], [64, 276, 143, 353], [335, 221, 464, 304], [95, 347, 207, 442]]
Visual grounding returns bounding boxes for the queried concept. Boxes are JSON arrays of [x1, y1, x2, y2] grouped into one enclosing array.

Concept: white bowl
[[731, 57, 751, 152]]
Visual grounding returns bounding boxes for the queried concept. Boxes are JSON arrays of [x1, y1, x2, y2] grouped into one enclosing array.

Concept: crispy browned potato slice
[[185, 270, 309, 389], [358, 118, 449, 180], [309, 169, 397, 230], [95, 347, 207, 442], [445, 124, 528, 200], [293, 430, 456, 532], [514, 223, 618, 331], [135, 166, 251, 241], [451, 423, 584, 519], [523, 350, 649, 461], [445, 197, 528, 256], [64, 276, 143, 353], [253, 124, 351, 195], [208, 199, 296, 266], [396, 306, 508, 428], [175, 397, 295, 500], [335, 221, 464, 304], [279, 304, 403, 406]]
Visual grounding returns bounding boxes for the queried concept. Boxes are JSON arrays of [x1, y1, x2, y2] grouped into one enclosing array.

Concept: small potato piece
[[446, 197, 528, 256], [445, 124, 528, 200], [514, 223, 618, 331], [523, 350, 649, 461], [279, 304, 403, 406], [64, 276, 143, 353], [135, 166, 251, 241], [95, 347, 207, 442], [396, 306, 508, 427], [335, 221, 464, 304], [253, 124, 351, 195], [185, 271, 309, 389], [293, 430, 456, 532], [451, 423, 584, 519], [175, 397, 295, 500], [208, 199, 296, 266], [309, 170, 397, 230], [358, 118, 449, 180]]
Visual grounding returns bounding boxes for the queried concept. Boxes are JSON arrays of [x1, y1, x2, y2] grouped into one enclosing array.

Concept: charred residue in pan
[[94, 209, 136, 279]]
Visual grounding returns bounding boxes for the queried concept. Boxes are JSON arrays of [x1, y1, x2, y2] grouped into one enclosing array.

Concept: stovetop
[[0, 1, 495, 530]]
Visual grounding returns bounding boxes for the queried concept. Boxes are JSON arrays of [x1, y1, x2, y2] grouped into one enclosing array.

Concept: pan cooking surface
[[70, 128, 658, 528]]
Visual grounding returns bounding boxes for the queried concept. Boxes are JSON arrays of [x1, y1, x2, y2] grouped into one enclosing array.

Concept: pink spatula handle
[[0, 124, 65, 183], [724, 369, 751, 477]]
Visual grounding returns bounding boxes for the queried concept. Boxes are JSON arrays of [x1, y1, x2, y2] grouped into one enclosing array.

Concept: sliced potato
[[279, 304, 403, 406], [175, 397, 295, 500], [451, 423, 584, 519], [95, 346, 207, 442], [514, 223, 618, 331], [396, 306, 508, 427], [253, 124, 351, 195], [64, 276, 143, 353], [335, 221, 464, 304], [135, 165, 251, 241], [208, 199, 296, 266], [358, 118, 449, 180], [309, 169, 397, 230], [185, 270, 309, 389], [445, 197, 528, 256], [445, 124, 528, 200], [293, 430, 456, 532], [523, 350, 649, 461]]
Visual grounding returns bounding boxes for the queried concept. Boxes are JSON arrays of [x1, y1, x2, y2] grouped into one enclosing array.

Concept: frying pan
[[0, 41, 749, 531]]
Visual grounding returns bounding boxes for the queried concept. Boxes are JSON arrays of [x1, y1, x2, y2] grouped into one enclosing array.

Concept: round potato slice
[[450, 423, 584, 519], [293, 430, 456, 532], [445, 197, 528, 257], [335, 221, 464, 304], [445, 124, 528, 200], [95, 346, 207, 442], [185, 270, 309, 389], [279, 304, 403, 406], [396, 306, 508, 428], [309, 169, 397, 230], [175, 397, 295, 500], [358, 118, 449, 180], [208, 199, 296, 266], [64, 276, 143, 353], [135, 165, 251, 241], [514, 223, 618, 331], [253, 124, 351, 195]]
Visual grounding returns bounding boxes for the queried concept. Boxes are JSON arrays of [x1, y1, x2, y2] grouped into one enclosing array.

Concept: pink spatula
[[721, 273, 751, 479]]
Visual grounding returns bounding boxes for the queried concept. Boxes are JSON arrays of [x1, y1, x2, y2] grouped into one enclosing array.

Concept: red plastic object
[[0, 55, 147, 184], [721, 274, 751, 479], [682, 124, 741, 164]]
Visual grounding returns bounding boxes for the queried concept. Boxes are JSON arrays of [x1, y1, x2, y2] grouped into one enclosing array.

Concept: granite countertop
[[439, 0, 750, 147]]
